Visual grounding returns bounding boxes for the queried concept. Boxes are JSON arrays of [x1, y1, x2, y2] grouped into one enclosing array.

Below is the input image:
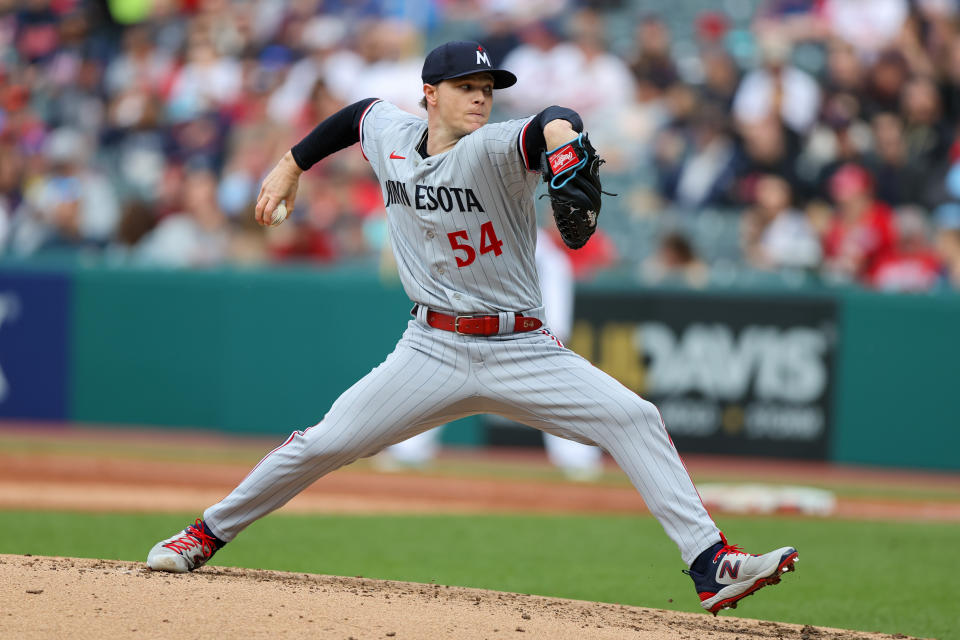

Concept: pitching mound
[[2, 555, 919, 640]]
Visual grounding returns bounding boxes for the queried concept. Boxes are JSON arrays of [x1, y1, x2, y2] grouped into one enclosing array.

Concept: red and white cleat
[[685, 535, 798, 615], [146, 518, 222, 573]]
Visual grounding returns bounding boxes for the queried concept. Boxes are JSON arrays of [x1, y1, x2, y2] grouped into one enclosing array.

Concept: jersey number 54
[[447, 221, 504, 267]]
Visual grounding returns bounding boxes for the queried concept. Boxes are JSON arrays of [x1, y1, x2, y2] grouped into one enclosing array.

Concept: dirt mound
[[1, 555, 921, 640]]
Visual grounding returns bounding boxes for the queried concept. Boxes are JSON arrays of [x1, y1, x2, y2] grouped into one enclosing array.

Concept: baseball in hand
[[270, 201, 288, 226]]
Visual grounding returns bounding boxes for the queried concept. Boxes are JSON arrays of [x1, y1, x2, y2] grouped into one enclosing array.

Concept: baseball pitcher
[[145, 41, 797, 615]]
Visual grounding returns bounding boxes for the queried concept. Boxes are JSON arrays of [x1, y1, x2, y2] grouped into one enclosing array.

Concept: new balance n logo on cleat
[[718, 559, 741, 580], [686, 536, 798, 615]]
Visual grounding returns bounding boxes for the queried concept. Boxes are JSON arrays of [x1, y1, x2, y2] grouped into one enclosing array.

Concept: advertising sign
[[568, 292, 837, 459], [0, 272, 70, 420]]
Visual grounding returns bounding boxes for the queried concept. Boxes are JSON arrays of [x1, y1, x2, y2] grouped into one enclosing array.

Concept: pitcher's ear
[[423, 83, 439, 107]]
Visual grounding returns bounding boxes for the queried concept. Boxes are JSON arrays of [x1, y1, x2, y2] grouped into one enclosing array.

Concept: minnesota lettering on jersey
[[385, 179, 484, 213]]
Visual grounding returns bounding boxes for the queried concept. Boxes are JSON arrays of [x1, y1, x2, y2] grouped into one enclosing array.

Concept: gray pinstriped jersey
[[200, 99, 724, 569], [360, 100, 542, 314]]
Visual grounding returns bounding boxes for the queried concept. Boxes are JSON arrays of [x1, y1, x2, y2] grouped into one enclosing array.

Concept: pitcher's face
[[428, 72, 494, 137]]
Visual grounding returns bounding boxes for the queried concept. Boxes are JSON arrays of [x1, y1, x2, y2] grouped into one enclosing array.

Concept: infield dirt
[[1, 425, 959, 520], [1, 425, 953, 639], [0, 554, 925, 640]]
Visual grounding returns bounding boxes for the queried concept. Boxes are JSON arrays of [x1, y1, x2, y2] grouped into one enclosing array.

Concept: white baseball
[[270, 201, 288, 226]]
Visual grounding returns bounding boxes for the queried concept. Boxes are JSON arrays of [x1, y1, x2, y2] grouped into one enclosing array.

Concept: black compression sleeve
[[290, 98, 379, 170], [521, 106, 584, 171]]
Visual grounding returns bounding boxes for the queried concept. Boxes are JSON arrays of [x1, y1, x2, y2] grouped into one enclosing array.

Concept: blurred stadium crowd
[[3, 0, 960, 292]]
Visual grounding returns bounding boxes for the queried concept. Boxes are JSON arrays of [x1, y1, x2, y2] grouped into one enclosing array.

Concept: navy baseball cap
[[421, 41, 517, 89]]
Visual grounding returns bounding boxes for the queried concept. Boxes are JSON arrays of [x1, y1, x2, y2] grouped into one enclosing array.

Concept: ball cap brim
[[421, 40, 517, 89]]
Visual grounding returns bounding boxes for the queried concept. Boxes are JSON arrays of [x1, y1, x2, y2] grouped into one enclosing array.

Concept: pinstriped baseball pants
[[204, 319, 721, 566]]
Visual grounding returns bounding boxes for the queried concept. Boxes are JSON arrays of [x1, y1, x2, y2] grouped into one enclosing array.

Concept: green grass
[[1, 511, 956, 639]]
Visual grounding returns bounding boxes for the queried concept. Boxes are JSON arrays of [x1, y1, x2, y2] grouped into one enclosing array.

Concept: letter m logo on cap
[[476, 45, 490, 67]]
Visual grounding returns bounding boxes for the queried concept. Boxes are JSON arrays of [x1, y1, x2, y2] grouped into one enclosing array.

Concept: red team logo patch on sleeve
[[549, 144, 580, 174]]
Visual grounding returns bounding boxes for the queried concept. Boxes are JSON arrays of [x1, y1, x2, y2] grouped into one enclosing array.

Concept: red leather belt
[[415, 306, 543, 335]]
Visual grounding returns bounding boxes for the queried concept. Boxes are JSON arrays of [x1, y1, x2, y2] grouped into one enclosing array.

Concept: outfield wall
[[0, 263, 956, 470]]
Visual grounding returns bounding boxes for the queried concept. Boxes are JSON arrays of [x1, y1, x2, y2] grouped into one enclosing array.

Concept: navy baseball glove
[[540, 133, 610, 249]]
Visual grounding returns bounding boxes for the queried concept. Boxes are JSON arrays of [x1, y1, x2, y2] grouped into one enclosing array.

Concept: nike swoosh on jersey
[[389, 151, 406, 160]]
